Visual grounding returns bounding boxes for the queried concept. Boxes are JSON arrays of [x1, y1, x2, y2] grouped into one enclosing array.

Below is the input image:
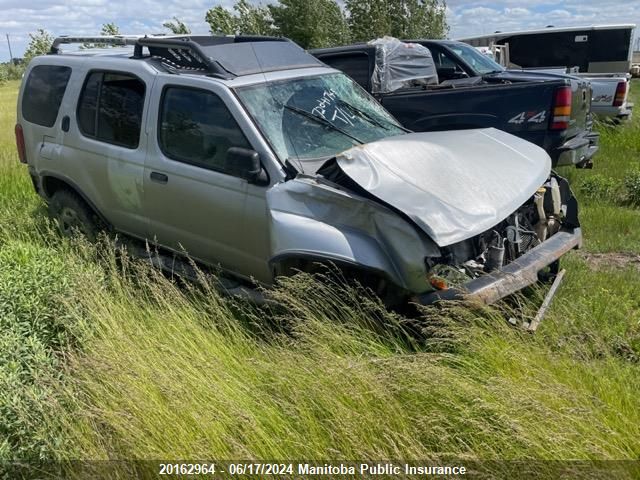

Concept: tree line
[[200, 0, 447, 49], [15, 0, 446, 66]]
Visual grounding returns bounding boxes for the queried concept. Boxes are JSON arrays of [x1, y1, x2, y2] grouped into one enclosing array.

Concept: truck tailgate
[[567, 77, 591, 138], [581, 74, 632, 120]]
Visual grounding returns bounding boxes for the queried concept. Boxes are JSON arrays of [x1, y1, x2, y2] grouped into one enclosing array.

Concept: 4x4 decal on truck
[[593, 94, 614, 103], [508, 111, 547, 125]]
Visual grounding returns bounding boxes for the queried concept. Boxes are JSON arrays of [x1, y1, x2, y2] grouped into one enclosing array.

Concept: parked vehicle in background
[[632, 51, 640, 77], [16, 35, 582, 307], [312, 38, 599, 167], [459, 24, 636, 74], [586, 74, 632, 121], [529, 69, 633, 122], [460, 25, 636, 121]]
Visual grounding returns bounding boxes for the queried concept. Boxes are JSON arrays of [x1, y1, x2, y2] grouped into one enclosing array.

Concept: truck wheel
[[48, 190, 99, 240]]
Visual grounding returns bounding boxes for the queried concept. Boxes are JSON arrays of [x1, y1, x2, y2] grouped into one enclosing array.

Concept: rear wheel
[[48, 190, 99, 240]]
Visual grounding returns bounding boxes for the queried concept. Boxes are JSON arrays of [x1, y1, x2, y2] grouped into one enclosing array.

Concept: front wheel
[[48, 190, 99, 240]]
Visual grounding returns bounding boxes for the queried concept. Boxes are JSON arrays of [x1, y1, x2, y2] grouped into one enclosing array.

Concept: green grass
[[1, 79, 640, 479]]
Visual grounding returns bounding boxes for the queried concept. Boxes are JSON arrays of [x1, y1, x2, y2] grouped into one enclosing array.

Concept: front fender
[[267, 177, 440, 293], [268, 210, 403, 286]]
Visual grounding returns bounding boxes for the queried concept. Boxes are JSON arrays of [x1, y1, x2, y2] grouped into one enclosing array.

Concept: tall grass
[[52, 250, 640, 479], [0, 79, 639, 479]]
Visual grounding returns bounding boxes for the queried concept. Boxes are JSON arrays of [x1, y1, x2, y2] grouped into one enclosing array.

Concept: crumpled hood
[[335, 128, 551, 246]]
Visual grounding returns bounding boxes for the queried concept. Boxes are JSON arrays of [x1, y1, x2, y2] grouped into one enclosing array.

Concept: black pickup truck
[[311, 38, 599, 167]]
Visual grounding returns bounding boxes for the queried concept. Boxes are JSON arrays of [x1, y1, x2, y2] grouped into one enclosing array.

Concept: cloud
[[504, 7, 530, 17], [0, 0, 232, 60], [460, 6, 501, 17], [547, 9, 572, 19], [447, 0, 640, 39]]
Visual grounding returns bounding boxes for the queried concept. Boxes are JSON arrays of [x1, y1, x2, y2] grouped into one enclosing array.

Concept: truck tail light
[[15, 123, 27, 164], [613, 81, 627, 107], [550, 86, 572, 130]]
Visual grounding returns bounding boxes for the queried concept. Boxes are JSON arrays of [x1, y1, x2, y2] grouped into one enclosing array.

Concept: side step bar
[[119, 240, 269, 305]]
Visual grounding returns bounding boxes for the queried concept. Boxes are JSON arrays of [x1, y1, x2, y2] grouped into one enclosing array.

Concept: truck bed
[[312, 41, 599, 167]]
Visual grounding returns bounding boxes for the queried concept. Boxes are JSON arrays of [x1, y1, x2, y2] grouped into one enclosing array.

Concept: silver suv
[[15, 35, 582, 307]]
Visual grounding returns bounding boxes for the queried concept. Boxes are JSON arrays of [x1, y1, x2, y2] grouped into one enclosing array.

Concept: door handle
[[150, 171, 168, 184], [61, 115, 70, 132]]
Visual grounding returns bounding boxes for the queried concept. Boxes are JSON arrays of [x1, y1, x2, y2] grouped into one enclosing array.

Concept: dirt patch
[[581, 252, 640, 271]]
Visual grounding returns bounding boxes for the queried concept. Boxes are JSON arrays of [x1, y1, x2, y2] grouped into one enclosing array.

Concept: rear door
[[60, 67, 152, 237], [142, 77, 272, 283]]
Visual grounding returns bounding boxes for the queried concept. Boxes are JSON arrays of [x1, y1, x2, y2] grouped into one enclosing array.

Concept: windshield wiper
[[336, 99, 412, 133], [282, 104, 364, 145]]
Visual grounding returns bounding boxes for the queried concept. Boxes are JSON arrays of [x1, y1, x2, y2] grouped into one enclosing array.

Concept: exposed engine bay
[[425, 173, 579, 288], [310, 128, 581, 299]]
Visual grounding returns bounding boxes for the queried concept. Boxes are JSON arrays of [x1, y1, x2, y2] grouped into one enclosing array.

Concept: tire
[[48, 190, 99, 240], [292, 259, 407, 309]]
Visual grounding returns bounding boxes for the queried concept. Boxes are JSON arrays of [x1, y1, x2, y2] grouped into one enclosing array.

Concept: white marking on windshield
[[311, 89, 356, 126]]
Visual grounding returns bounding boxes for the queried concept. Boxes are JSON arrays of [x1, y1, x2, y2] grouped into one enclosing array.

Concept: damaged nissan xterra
[[16, 35, 582, 307]]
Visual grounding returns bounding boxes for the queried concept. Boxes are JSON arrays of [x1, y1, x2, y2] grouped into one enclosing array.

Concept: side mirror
[[225, 147, 264, 184]]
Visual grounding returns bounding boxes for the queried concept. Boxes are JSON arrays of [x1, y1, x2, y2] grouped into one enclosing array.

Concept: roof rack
[[49, 35, 290, 79], [50, 35, 143, 51]]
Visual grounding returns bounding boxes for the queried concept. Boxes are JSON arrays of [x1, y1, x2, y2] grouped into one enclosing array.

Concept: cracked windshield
[[236, 73, 405, 168]]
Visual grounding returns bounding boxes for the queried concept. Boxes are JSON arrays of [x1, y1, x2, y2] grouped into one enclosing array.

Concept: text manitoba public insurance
[[298, 463, 467, 475]]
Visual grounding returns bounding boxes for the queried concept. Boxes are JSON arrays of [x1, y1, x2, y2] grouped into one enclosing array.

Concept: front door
[[143, 79, 272, 283]]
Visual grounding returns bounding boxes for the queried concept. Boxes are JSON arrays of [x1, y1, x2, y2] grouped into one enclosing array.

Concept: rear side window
[[319, 53, 371, 89], [77, 71, 146, 149], [22, 65, 72, 127], [158, 86, 251, 174]]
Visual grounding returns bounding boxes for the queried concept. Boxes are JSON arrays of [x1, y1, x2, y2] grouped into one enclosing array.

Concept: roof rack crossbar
[[50, 35, 144, 53]]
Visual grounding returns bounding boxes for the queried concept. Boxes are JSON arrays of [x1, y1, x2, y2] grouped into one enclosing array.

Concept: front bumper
[[556, 131, 600, 168], [414, 228, 582, 305]]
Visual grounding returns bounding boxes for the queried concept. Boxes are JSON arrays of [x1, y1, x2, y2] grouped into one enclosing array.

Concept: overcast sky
[[1, 0, 639, 60]]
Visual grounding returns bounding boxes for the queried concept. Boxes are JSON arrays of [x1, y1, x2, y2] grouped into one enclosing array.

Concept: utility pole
[[6, 34, 13, 62]]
